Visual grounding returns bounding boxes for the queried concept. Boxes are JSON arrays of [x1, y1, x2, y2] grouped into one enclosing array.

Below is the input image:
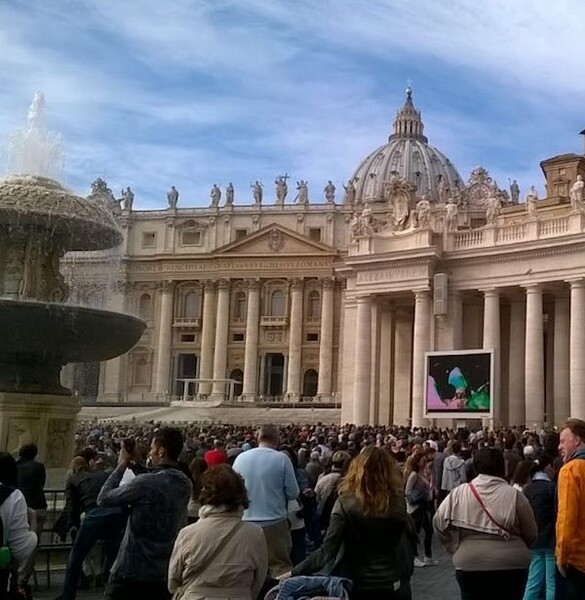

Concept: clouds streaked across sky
[[1, 0, 584, 209]]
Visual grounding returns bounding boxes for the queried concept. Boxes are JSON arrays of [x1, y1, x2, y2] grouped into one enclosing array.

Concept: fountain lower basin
[[0, 299, 145, 395]]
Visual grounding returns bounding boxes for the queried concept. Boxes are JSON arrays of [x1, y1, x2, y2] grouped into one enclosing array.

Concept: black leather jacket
[[293, 493, 412, 594]]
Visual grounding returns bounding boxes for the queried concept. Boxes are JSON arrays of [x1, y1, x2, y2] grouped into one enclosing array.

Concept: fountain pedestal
[[0, 392, 79, 485]]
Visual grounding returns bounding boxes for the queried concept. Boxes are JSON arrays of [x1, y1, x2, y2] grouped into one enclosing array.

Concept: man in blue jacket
[[97, 428, 192, 600]]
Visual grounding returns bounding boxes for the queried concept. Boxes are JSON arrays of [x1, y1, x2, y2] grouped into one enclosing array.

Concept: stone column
[[211, 280, 230, 398], [554, 295, 570, 424], [570, 280, 585, 420], [524, 284, 545, 427], [286, 279, 303, 399], [242, 279, 260, 401], [412, 290, 431, 427], [508, 298, 526, 426], [353, 296, 372, 424], [317, 278, 335, 399], [199, 281, 216, 396], [154, 280, 174, 397], [482, 289, 500, 424]]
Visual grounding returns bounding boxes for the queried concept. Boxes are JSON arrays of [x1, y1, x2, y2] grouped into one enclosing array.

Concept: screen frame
[[423, 348, 495, 420]]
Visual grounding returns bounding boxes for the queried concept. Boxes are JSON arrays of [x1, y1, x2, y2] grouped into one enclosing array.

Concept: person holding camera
[[97, 427, 192, 600]]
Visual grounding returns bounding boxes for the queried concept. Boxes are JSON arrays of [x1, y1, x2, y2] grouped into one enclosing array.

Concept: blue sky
[[1, 0, 584, 209]]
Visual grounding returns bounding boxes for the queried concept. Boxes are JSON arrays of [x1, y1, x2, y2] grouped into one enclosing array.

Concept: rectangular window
[[308, 228, 322, 242], [142, 232, 156, 248], [232, 332, 245, 342], [182, 230, 202, 246], [306, 332, 319, 342], [235, 228, 248, 241], [180, 334, 195, 343]]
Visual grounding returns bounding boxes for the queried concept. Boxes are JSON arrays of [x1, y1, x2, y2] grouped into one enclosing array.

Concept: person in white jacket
[[0, 452, 38, 570], [441, 441, 467, 494]]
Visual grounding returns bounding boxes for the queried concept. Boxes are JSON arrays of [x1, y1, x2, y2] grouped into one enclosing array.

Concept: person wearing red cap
[[204, 440, 227, 468]]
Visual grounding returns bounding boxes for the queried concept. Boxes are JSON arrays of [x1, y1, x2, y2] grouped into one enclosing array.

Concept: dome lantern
[[389, 86, 428, 143]]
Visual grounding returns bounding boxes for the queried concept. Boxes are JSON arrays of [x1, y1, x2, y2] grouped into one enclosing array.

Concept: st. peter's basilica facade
[[64, 89, 585, 427]]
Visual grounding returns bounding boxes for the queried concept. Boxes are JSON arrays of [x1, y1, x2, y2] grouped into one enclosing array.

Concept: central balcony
[[260, 315, 289, 327]]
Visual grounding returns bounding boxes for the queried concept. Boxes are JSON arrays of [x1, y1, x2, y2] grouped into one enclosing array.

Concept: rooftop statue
[[485, 194, 501, 225], [275, 175, 288, 205], [343, 179, 356, 205], [210, 184, 221, 208], [415, 198, 431, 229], [225, 182, 234, 206], [509, 179, 520, 204], [526, 186, 538, 218], [167, 185, 179, 209], [251, 180, 263, 205], [296, 180, 309, 205], [570, 175, 584, 211], [445, 201, 459, 232], [324, 180, 336, 204], [122, 186, 134, 211]]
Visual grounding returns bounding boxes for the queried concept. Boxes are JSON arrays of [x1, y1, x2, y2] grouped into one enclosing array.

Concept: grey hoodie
[[441, 454, 467, 491]]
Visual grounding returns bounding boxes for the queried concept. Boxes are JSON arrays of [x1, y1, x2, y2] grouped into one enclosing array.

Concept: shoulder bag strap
[[468, 482, 512, 536]]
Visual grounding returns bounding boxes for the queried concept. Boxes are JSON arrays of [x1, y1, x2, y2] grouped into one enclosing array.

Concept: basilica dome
[[349, 88, 464, 203]]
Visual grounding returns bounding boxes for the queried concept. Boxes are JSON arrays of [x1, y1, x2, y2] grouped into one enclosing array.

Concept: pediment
[[216, 223, 336, 256]]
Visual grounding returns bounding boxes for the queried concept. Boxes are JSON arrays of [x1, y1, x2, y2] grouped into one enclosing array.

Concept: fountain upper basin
[[0, 175, 122, 250]]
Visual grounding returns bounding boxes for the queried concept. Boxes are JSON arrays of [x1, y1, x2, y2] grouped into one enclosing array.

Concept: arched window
[[234, 291, 247, 320], [184, 292, 199, 318], [307, 290, 320, 319], [270, 289, 285, 316], [138, 293, 152, 319], [134, 357, 149, 386], [229, 368, 244, 397], [303, 369, 318, 397]]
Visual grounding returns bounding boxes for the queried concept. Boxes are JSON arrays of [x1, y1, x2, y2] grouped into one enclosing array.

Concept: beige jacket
[[168, 505, 268, 600]]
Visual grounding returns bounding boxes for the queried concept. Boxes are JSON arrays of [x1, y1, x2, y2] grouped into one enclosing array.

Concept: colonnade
[[151, 277, 336, 400], [349, 280, 585, 426]]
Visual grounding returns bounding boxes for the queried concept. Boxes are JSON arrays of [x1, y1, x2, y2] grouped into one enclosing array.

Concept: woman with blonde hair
[[292, 446, 414, 599]]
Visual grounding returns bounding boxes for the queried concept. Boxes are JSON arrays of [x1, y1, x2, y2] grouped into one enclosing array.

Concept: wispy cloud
[[1, 0, 584, 208]]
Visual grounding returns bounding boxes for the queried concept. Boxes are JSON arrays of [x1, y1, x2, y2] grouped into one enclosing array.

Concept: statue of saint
[[445, 201, 459, 232], [360, 205, 373, 235], [296, 180, 309, 205], [121, 187, 134, 211], [167, 185, 179, 209], [349, 212, 361, 240], [438, 176, 450, 204], [509, 179, 520, 204], [525, 186, 538, 218], [210, 184, 221, 207], [275, 175, 288, 204], [225, 182, 234, 206], [485, 195, 500, 225], [343, 179, 356, 205], [324, 180, 336, 204], [251, 181, 263, 205], [570, 175, 585, 211], [415, 199, 431, 229]]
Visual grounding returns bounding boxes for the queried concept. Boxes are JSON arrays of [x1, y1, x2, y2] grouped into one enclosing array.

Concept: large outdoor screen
[[424, 350, 493, 417]]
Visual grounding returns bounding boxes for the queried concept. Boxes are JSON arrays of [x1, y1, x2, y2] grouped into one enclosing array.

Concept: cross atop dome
[[389, 85, 428, 143]]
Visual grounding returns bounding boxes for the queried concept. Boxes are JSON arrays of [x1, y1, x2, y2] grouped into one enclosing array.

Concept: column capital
[[202, 279, 216, 292], [216, 278, 230, 291], [356, 294, 372, 304], [319, 276, 336, 289], [567, 278, 585, 290], [289, 278, 303, 291], [245, 278, 261, 291], [480, 287, 500, 297], [414, 289, 431, 301], [522, 282, 542, 293], [157, 279, 175, 293]]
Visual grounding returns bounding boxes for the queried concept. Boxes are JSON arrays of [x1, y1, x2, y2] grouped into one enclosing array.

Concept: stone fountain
[[0, 93, 145, 479]]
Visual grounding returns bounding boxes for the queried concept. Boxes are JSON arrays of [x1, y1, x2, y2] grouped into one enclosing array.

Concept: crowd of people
[[0, 418, 584, 600]]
